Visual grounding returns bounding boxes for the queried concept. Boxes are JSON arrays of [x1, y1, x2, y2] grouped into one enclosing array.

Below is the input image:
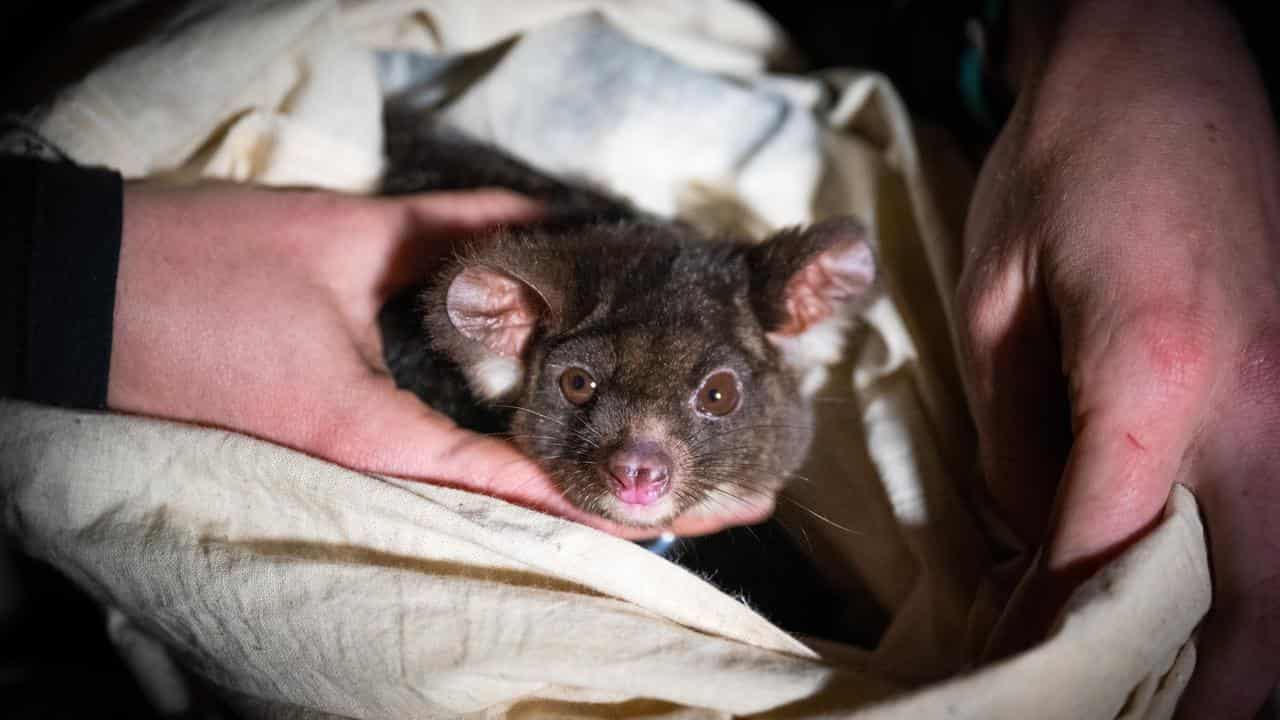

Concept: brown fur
[[413, 218, 874, 526]]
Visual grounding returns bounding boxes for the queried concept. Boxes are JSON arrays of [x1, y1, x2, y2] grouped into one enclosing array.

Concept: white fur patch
[[770, 312, 852, 397], [467, 355, 523, 400]]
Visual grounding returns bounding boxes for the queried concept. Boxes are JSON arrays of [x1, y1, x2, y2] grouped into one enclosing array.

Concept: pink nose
[[605, 442, 672, 506]]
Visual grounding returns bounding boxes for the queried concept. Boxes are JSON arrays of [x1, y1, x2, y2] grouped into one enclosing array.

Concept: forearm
[[1010, 0, 1271, 140], [991, 0, 1279, 257]]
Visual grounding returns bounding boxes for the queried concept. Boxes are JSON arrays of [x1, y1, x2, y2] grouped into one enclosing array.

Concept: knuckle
[[1122, 306, 1217, 397], [958, 259, 1021, 351], [956, 251, 1040, 401]]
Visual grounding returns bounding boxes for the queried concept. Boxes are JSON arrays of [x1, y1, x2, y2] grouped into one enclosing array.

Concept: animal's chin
[[597, 493, 682, 528], [593, 482, 782, 528], [550, 474, 685, 527]]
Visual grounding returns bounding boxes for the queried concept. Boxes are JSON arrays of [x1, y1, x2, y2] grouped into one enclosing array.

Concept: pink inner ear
[[776, 239, 875, 336], [446, 266, 542, 357]]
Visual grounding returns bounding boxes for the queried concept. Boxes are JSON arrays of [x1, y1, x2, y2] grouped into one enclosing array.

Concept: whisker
[[503, 433, 576, 445], [495, 404, 567, 427], [699, 484, 761, 509], [495, 404, 604, 449], [771, 515, 816, 553], [776, 495, 862, 535]]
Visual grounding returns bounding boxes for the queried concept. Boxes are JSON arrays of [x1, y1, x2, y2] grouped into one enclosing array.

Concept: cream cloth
[[2, 1, 1211, 717]]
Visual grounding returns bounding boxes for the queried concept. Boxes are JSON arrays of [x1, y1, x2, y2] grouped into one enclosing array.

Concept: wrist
[[1012, 0, 1241, 86], [1010, 0, 1263, 153]]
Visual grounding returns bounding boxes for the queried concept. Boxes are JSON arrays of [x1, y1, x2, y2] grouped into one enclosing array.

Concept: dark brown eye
[[559, 367, 597, 406], [695, 370, 740, 417]]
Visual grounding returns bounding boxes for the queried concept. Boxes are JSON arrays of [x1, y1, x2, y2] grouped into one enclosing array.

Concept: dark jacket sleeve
[[1, 156, 123, 409]]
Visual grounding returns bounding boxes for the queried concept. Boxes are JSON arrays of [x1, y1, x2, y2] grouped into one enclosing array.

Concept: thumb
[[392, 188, 546, 235], [957, 245, 1077, 660], [956, 244, 1072, 547], [987, 309, 1210, 656], [1047, 311, 1210, 572]]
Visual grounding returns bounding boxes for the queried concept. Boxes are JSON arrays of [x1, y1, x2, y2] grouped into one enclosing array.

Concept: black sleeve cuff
[[1, 157, 123, 410]]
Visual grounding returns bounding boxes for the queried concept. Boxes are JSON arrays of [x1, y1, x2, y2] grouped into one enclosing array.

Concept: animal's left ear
[[748, 216, 876, 390]]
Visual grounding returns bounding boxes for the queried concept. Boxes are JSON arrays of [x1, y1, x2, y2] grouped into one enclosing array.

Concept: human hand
[[958, 1, 1280, 715], [109, 183, 766, 539]]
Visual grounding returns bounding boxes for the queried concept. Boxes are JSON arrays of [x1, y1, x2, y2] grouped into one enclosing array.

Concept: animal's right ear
[[747, 216, 876, 395], [446, 266, 547, 359], [748, 217, 875, 337], [428, 262, 558, 401]]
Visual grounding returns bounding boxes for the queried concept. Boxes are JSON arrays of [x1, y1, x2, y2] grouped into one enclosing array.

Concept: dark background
[[3, 1, 1276, 144]]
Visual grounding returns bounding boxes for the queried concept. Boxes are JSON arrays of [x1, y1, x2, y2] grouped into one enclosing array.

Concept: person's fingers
[[956, 241, 1082, 661], [954, 107, 1079, 548], [955, 237, 1072, 546]]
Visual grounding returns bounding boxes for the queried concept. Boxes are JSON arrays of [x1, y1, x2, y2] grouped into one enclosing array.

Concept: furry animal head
[[426, 217, 875, 526]]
